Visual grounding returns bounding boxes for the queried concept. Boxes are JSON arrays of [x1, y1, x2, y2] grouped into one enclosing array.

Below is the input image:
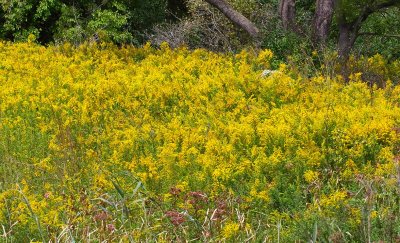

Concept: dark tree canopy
[[0, 0, 179, 44]]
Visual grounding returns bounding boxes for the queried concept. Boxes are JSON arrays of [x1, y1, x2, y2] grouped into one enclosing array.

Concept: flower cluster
[[0, 41, 400, 241]]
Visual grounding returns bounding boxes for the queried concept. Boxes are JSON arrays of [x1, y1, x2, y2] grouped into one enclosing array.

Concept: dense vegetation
[[1, 0, 400, 242], [0, 0, 399, 60], [1, 41, 400, 242]]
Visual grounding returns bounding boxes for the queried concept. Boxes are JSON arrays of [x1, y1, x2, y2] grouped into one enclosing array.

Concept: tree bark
[[203, 0, 259, 38], [313, 0, 335, 44], [338, 23, 357, 60], [279, 0, 296, 31], [337, 22, 358, 82]]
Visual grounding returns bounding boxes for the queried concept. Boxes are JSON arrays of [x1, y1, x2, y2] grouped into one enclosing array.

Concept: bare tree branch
[[203, 0, 260, 38]]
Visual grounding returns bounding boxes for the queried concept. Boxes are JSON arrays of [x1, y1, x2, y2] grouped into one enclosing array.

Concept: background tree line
[[1, 0, 399, 61]]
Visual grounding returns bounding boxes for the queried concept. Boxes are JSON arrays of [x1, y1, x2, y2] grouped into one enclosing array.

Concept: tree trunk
[[279, 0, 296, 31], [338, 23, 356, 60], [313, 0, 335, 44], [203, 0, 259, 38], [338, 20, 365, 81]]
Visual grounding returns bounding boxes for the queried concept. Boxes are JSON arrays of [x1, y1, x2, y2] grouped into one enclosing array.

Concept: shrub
[[1, 42, 400, 241]]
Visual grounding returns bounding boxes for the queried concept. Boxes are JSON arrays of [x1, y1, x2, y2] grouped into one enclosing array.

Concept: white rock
[[261, 69, 277, 77]]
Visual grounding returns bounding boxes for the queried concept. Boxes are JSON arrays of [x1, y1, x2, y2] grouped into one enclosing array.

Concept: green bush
[[0, 0, 168, 44]]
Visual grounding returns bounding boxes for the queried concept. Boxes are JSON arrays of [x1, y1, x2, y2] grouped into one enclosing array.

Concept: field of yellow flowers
[[1, 40, 400, 242]]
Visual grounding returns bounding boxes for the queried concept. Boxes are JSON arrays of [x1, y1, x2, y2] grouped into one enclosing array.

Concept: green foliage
[[129, 0, 167, 30], [54, 2, 135, 45], [261, 28, 307, 65], [336, 0, 400, 23], [0, 0, 168, 44], [0, 0, 60, 42], [355, 8, 400, 60]]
